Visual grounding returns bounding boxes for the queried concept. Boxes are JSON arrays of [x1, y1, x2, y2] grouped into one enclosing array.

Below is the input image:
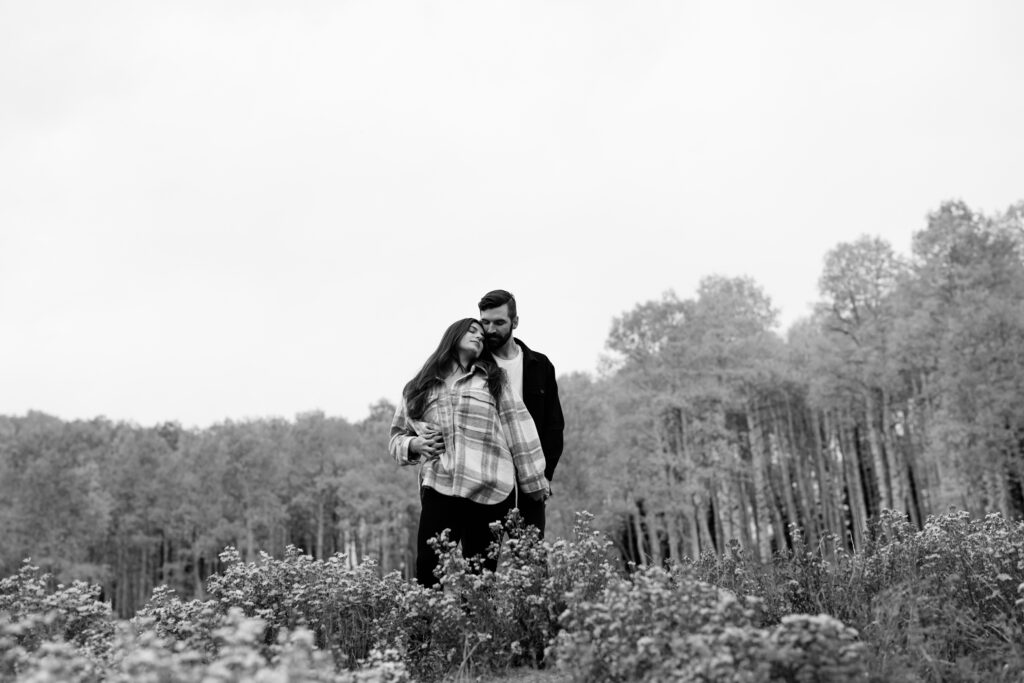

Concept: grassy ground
[[445, 667, 570, 682]]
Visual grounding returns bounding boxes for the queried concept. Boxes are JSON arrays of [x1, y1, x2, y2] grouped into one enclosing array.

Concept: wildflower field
[[2, 510, 1023, 683]]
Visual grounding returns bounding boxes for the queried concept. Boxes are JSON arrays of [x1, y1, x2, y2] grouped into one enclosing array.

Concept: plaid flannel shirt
[[389, 366, 549, 505]]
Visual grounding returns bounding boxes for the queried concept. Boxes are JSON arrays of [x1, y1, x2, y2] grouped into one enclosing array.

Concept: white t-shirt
[[494, 342, 524, 400]]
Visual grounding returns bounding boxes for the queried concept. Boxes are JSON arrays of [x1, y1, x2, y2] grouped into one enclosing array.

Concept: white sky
[[2, 1, 1022, 428]]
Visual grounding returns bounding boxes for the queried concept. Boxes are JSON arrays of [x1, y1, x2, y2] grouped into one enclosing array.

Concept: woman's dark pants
[[415, 486, 515, 588]]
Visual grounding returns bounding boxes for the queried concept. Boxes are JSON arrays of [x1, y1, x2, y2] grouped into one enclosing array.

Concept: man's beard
[[484, 331, 511, 350]]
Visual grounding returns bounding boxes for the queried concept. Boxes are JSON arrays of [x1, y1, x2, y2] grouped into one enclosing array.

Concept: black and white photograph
[[2, 2, 1023, 681]]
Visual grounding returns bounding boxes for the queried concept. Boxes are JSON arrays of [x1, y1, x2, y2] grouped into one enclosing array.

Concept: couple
[[388, 290, 564, 587]]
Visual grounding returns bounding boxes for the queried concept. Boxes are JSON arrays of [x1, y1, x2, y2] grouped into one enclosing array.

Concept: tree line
[[564, 199, 1024, 566], [0, 406, 414, 617], [2, 198, 1021, 617]]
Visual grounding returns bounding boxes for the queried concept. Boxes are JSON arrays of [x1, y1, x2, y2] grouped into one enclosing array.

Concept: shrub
[[0, 559, 113, 675], [689, 509, 1024, 682], [686, 528, 863, 628], [376, 510, 619, 682], [858, 510, 1024, 681], [763, 614, 865, 683], [10, 608, 411, 683], [550, 563, 867, 683], [550, 564, 761, 682], [7, 508, 1023, 683], [135, 545, 407, 670]]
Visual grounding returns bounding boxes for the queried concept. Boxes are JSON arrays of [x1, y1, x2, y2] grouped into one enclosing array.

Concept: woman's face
[[457, 322, 485, 360]]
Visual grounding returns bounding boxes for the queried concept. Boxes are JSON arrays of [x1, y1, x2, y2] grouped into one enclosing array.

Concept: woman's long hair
[[403, 318, 504, 419]]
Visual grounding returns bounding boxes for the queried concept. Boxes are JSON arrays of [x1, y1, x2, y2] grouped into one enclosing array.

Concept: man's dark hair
[[478, 289, 517, 319]]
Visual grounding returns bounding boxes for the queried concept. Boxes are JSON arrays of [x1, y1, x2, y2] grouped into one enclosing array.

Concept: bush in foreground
[[2, 509, 1023, 682], [687, 509, 1024, 682], [550, 564, 865, 683]]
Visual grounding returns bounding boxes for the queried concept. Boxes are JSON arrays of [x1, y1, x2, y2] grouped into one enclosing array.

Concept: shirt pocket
[[524, 386, 545, 413], [458, 388, 497, 442]]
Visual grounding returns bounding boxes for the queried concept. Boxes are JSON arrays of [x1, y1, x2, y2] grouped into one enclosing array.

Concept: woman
[[389, 318, 549, 587]]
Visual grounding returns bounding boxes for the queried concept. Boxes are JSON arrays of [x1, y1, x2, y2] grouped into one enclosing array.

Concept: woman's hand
[[409, 429, 444, 461]]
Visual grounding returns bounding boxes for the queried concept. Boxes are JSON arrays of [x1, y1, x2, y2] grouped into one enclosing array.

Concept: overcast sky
[[2, 1, 1022, 428]]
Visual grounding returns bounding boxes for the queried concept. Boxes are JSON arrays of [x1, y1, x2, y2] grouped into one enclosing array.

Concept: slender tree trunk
[[623, 510, 637, 566], [710, 482, 727, 552], [841, 428, 866, 549], [838, 412, 867, 548], [632, 501, 647, 567], [863, 388, 893, 512], [789, 408, 818, 548], [666, 511, 682, 563], [245, 517, 256, 563], [812, 411, 837, 539], [746, 403, 772, 561], [775, 401, 811, 544], [358, 517, 369, 565], [345, 526, 357, 568], [880, 388, 912, 523], [656, 418, 682, 564], [192, 528, 204, 598], [646, 509, 663, 567], [985, 465, 1010, 517], [905, 397, 930, 520], [685, 506, 700, 558], [770, 431, 800, 535], [316, 499, 325, 560], [766, 462, 789, 554], [782, 399, 811, 524], [118, 541, 127, 616], [138, 543, 148, 616], [840, 409, 873, 520], [694, 492, 715, 556], [733, 470, 755, 555], [161, 535, 169, 586]]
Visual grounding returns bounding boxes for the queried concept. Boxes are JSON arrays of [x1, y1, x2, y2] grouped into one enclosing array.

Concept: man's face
[[480, 304, 517, 350]]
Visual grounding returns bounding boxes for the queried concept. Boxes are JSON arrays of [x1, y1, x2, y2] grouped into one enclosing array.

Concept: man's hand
[[524, 488, 550, 503], [409, 428, 444, 461]]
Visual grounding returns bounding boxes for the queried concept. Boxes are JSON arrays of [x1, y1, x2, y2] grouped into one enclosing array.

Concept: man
[[478, 289, 564, 537]]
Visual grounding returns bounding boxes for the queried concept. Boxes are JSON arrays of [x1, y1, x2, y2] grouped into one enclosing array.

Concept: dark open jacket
[[516, 338, 564, 481]]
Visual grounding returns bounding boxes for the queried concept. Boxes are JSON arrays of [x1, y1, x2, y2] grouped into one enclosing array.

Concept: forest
[[2, 198, 1023, 625]]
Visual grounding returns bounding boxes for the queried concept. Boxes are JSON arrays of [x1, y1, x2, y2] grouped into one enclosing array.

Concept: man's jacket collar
[[514, 337, 538, 365]]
